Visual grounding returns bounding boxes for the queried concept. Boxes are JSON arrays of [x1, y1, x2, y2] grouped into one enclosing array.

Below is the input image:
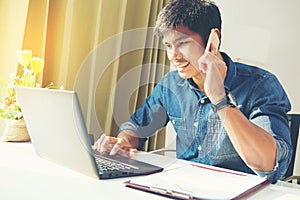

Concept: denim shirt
[[119, 52, 292, 183]]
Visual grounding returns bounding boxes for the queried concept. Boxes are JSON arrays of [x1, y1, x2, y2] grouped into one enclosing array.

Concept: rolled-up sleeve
[[252, 137, 292, 183], [248, 74, 292, 183]]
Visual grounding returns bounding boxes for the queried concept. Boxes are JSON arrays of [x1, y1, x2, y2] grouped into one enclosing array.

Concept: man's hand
[[198, 46, 227, 103], [92, 131, 138, 158]]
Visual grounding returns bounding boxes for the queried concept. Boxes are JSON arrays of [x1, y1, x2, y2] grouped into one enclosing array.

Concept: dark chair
[[282, 114, 300, 184]]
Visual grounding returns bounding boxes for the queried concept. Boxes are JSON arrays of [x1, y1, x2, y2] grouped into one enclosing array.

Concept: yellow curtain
[[0, 0, 170, 151]]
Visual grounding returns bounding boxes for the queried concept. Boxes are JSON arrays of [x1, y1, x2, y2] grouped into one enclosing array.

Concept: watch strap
[[211, 90, 237, 113], [211, 95, 228, 113]]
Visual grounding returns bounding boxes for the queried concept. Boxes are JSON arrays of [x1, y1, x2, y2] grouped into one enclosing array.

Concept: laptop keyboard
[[92, 150, 163, 179], [94, 153, 137, 173]]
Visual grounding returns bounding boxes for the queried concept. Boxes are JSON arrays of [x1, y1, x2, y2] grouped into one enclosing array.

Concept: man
[[93, 0, 292, 183]]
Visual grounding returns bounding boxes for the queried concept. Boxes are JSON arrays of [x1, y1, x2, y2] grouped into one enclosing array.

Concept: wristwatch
[[211, 90, 237, 113]]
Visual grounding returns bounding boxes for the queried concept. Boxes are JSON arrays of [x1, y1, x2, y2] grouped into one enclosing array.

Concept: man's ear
[[205, 28, 220, 53], [206, 28, 221, 41], [214, 28, 221, 39]]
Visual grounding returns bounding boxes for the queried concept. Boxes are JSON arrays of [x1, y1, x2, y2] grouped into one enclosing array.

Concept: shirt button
[[198, 146, 202, 151], [193, 122, 198, 127], [200, 99, 205, 104]]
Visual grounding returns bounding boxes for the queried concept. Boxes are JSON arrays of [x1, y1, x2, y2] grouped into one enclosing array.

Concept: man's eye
[[165, 44, 172, 49], [179, 41, 189, 45]]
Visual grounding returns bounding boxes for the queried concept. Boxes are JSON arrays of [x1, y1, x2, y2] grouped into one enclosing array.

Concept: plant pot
[[2, 118, 30, 142]]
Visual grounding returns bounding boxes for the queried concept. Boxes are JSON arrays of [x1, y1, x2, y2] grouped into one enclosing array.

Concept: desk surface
[[0, 141, 299, 200]]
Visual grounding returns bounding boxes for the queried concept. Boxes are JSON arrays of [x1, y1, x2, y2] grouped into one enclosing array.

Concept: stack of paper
[[126, 164, 269, 200]]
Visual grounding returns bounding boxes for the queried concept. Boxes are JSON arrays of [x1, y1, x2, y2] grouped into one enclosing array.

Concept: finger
[[100, 135, 115, 153], [109, 142, 122, 156], [209, 42, 218, 55], [109, 138, 129, 156], [198, 55, 208, 74], [129, 149, 138, 158], [94, 134, 106, 151], [117, 148, 131, 158], [198, 51, 219, 72], [115, 148, 138, 158], [92, 135, 102, 150], [94, 135, 117, 153], [108, 136, 118, 144]]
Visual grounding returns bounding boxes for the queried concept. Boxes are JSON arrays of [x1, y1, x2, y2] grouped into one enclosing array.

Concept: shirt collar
[[221, 52, 237, 91], [177, 78, 201, 92]]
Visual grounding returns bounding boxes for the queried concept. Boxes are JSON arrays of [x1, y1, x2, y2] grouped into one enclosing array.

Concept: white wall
[[214, 0, 300, 112], [213, 0, 300, 175]]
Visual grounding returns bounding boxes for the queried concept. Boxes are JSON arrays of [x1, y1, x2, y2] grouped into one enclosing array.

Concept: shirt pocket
[[204, 114, 238, 161], [169, 115, 187, 132]]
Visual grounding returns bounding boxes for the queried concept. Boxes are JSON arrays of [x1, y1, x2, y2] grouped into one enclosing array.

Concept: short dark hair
[[155, 0, 222, 46]]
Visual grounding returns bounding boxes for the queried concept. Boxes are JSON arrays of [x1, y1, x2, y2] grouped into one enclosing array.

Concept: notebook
[[14, 86, 163, 180], [126, 164, 269, 200]]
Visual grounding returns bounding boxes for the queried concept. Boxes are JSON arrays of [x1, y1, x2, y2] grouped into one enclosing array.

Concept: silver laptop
[[14, 86, 163, 179]]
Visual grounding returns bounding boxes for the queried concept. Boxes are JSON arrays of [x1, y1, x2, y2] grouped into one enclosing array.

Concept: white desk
[[0, 141, 299, 200]]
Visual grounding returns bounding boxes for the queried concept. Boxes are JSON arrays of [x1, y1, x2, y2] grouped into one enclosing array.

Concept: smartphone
[[205, 28, 220, 54]]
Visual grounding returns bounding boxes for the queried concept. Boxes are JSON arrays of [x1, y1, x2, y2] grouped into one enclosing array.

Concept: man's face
[[163, 26, 206, 79]]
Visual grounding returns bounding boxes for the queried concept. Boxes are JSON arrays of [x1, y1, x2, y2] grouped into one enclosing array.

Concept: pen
[[191, 164, 246, 176], [150, 185, 193, 199]]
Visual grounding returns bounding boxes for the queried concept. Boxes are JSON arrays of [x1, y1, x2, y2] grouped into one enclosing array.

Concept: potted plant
[[0, 50, 45, 142]]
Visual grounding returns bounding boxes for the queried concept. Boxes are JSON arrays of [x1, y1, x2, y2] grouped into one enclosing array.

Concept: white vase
[[2, 118, 30, 142]]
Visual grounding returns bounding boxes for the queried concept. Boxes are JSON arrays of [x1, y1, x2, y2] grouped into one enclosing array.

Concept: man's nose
[[168, 48, 183, 60]]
